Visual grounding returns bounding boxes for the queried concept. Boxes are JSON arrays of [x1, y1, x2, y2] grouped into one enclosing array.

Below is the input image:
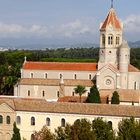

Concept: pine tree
[[11, 122, 21, 140], [111, 91, 120, 104], [86, 85, 101, 103]]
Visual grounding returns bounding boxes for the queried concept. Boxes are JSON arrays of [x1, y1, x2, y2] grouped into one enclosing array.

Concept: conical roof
[[101, 8, 121, 30]]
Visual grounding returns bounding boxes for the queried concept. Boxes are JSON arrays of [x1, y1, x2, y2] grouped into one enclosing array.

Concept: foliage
[[74, 85, 87, 103], [11, 122, 21, 140], [0, 47, 140, 96], [55, 124, 71, 140], [118, 117, 140, 140], [111, 91, 120, 104], [34, 125, 55, 140], [55, 119, 96, 140], [92, 118, 116, 140], [86, 85, 101, 103], [71, 119, 96, 140], [41, 58, 96, 63], [33, 117, 140, 140]]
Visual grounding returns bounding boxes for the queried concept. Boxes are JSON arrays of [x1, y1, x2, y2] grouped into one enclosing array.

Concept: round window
[[106, 79, 111, 85]]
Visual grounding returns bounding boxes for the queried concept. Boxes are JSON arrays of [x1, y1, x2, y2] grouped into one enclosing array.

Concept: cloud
[[56, 20, 91, 37], [0, 19, 97, 39], [123, 14, 140, 33], [123, 14, 140, 41]]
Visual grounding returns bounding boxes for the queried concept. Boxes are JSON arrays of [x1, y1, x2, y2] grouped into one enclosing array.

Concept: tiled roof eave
[[23, 68, 97, 72]]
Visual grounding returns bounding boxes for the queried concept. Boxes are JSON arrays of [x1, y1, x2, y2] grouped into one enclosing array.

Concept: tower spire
[[111, 0, 113, 8]]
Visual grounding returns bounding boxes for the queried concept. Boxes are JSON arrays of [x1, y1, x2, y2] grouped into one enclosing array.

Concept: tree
[[86, 85, 101, 103], [55, 124, 71, 140], [34, 126, 54, 140], [117, 117, 140, 140], [74, 85, 87, 103], [92, 118, 116, 140], [11, 122, 21, 140], [71, 119, 96, 140], [111, 91, 120, 104], [55, 119, 96, 140]]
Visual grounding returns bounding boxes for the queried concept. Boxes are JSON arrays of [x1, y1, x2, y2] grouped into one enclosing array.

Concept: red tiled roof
[[128, 64, 140, 72], [101, 8, 121, 30], [58, 96, 107, 104], [23, 61, 97, 71], [100, 89, 140, 102], [58, 96, 87, 103], [19, 78, 94, 87], [1, 97, 140, 117]]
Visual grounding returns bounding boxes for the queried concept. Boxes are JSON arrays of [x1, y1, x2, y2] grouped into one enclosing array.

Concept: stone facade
[[1, 97, 140, 140]]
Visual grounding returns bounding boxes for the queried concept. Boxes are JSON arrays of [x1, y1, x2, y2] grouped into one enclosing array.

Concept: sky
[[0, 0, 140, 46]]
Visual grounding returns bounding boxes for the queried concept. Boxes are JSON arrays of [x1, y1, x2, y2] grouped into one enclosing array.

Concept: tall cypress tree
[[11, 122, 21, 140], [86, 85, 101, 103], [111, 91, 120, 104]]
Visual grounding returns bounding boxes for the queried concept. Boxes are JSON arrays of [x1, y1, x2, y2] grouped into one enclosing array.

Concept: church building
[[14, 5, 140, 104], [1, 3, 140, 140]]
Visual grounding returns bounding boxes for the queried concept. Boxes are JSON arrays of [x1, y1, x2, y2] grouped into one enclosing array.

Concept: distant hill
[[0, 41, 140, 50], [129, 41, 140, 48], [0, 43, 99, 50]]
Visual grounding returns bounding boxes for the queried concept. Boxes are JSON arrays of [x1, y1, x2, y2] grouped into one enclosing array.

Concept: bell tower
[[98, 2, 123, 70]]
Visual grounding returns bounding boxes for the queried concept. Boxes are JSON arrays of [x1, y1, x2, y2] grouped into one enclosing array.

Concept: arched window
[[46, 117, 51, 126], [42, 91, 45, 97], [108, 121, 112, 129], [16, 116, 21, 125], [92, 120, 95, 125], [30, 73, 34, 78], [102, 34, 105, 46], [89, 74, 92, 80], [31, 117, 35, 126], [57, 91, 60, 98], [0, 115, 3, 124], [45, 73, 47, 79], [60, 74, 62, 79], [6, 116, 10, 124], [116, 36, 120, 45], [134, 82, 137, 90], [111, 36, 113, 44], [28, 90, 30, 96], [108, 35, 113, 45], [61, 118, 65, 127], [72, 92, 75, 96], [74, 74, 77, 79], [31, 134, 35, 140]]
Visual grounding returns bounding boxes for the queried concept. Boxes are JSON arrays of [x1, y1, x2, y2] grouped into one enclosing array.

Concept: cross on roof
[[111, 0, 114, 8]]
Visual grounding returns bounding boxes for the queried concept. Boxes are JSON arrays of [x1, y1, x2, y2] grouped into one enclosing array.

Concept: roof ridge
[[101, 8, 121, 30]]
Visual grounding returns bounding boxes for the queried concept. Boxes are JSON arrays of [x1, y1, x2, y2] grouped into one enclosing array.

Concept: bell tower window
[[102, 34, 105, 46], [108, 35, 113, 45], [116, 36, 120, 45]]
